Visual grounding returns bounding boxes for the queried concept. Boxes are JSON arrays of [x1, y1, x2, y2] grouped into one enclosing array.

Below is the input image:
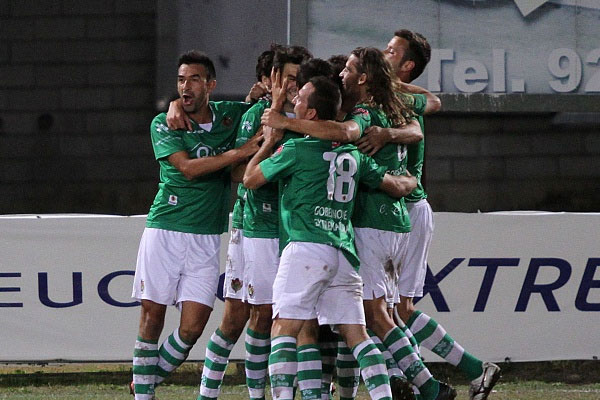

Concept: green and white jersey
[[259, 136, 387, 269], [351, 105, 412, 233], [235, 100, 278, 238], [235, 101, 301, 239], [404, 93, 427, 203], [146, 101, 251, 234], [230, 100, 271, 231], [231, 185, 245, 229], [344, 103, 372, 137]]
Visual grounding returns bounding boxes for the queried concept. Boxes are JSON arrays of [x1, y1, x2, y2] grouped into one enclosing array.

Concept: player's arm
[[165, 98, 193, 131], [378, 172, 417, 198], [357, 119, 423, 156], [169, 134, 262, 180], [398, 82, 441, 114], [243, 126, 284, 189], [245, 81, 270, 103], [261, 110, 360, 143]]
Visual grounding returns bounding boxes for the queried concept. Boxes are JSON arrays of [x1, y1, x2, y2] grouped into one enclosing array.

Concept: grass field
[[1, 361, 599, 399]]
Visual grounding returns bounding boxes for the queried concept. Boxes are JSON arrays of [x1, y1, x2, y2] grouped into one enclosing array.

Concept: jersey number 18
[[323, 151, 357, 203]]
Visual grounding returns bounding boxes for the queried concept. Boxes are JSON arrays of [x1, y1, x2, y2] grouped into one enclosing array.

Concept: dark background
[[1, 0, 599, 215]]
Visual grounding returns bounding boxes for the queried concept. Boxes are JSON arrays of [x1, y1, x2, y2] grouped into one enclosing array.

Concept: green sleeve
[[358, 153, 387, 189], [150, 113, 185, 160], [259, 140, 297, 182], [344, 106, 372, 137], [412, 94, 427, 116], [235, 100, 268, 148]]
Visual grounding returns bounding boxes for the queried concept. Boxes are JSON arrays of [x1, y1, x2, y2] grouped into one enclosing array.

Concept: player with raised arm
[[244, 76, 418, 400], [129, 50, 261, 400], [191, 45, 312, 400], [263, 47, 455, 400], [381, 29, 501, 400]]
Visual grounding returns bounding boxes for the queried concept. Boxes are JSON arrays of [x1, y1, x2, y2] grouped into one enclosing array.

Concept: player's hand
[[245, 82, 270, 103], [166, 98, 192, 131], [239, 129, 264, 158], [357, 126, 387, 156], [270, 67, 288, 111], [263, 126, 284, 147], [261, 108, 288, 129]]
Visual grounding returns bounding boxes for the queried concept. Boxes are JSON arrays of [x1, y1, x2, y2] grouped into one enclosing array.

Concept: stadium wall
[[0, 0, 599, 215], [1, 213, 598, 363]]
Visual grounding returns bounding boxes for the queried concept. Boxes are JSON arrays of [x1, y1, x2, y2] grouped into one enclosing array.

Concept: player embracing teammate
[[129, 30, 500, 400]]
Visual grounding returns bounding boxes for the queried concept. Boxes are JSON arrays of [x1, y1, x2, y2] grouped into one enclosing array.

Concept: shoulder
[[243, 100, 269, 118], [151, 113, 172, 133], [151, 112, 167, 125], [212, 100, 252, 115]]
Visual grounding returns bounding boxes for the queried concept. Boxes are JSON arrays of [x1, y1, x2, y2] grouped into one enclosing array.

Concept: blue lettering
[[469, 258, 520, 312], [575, 258, 600, 311], [415, 258, 464, 311], [98, 271, 139, 307], [0, 272, 23, 308], [38, 272, 83, 308], [515, 258, 571, 312]]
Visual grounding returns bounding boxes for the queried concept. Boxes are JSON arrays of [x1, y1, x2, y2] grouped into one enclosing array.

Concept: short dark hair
[[273, 45, 312, 70], [296, 58, 333, 89], [255, 43, 285, 82], [393, 29, 431, 81], [178, 50, 216, 80], [307, 76, 341, 121]]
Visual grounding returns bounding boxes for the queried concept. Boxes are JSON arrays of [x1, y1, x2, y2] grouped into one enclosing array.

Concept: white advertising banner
[[1, 213, 598, 362]]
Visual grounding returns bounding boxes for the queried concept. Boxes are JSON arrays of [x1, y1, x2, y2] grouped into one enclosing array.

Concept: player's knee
[[250, 304, 273, 333], [139, 302, 166, 338], [219, 317, 246, 341], [396, 300, 416, 323], [178, 324, 203, 345]]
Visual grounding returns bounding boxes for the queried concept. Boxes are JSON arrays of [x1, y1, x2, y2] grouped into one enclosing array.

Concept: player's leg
[[270, 242, 337, 400], [356, 228, 433, 398], [199, 228, 251, 400], [198, 298, 250, 400], [154, 233, 219, 395], [296, 320, 322, 400], [336, 339, 360, 400], [131, 227, 184, 400], [318, 251, 391, 400], [400, 303, 499, 400], [269, 319, 304, 400], [400, 200, 498, 400], [318, 325, 338, 400], [133, 300, 167, 400], [244, 237, 280, 400]]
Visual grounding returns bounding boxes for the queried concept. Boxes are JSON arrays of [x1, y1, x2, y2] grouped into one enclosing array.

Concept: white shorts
[[272, 242, 365, 326], [242, 237, 280, 305], [396, 199, 434, 300], [223, 228, 245, 300], [132, 227, 220, 308], [355, 227, 409, 302]]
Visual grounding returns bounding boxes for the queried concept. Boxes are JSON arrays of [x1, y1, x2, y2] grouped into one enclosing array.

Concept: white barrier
[[1, 212, 598, 362]]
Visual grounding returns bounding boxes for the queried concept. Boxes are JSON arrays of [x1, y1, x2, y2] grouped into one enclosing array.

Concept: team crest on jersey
[[231, 278, 242, 292], [262, 202, 272, 213], [242, 121, 252, 132], [223, 116, 233, 127], [168, 195, 178, 205], [247, 283, 254, 297], [272, 144, 285, 157], [351, 107, 369, 116]]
